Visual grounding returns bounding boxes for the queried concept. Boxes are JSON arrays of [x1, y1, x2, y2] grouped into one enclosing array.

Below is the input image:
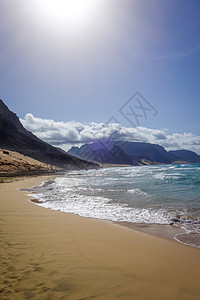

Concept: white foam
[[174, 233, 200, 248], [27, 164, 200, 234], [153, 173, 165, 180], [31, 190, 169, 224]]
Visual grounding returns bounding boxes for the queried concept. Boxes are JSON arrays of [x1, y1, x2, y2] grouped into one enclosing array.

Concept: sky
[[0, 0, 200, 153]]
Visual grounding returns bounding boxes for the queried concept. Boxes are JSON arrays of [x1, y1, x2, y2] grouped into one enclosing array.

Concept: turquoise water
[[29, 163, 200, 247]]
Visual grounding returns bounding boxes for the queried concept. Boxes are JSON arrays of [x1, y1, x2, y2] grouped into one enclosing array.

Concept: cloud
[[20, 114, 200, 154]]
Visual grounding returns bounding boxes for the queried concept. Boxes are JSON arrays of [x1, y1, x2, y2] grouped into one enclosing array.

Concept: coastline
[[1, 176, 200, 299], [116, 221, 186, 242]]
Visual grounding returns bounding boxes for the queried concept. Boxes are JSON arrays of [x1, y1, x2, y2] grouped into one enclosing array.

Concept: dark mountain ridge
[[68, 140, 200, 165], [168, 150, 200, 163], [0, 99, 98, 170]]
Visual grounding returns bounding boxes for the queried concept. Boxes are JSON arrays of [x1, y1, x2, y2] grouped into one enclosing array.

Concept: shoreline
[[26, 174, 200, 249], [115, 221, 186, 243], [1, 176, 200, 299], [29, 198, 187, 246]]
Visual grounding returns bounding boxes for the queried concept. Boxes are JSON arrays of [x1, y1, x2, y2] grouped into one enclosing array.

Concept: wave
[[26, 164, 200, 247]]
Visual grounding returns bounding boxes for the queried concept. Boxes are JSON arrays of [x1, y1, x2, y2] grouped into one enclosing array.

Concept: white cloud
[[20, 114, 200, 154]]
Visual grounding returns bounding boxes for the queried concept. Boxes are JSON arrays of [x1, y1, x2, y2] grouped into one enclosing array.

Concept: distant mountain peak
[[68, 140, 200, 165]]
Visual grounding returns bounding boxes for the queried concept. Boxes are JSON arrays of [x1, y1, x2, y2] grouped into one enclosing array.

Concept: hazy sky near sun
[[0, 0, 200, 151]]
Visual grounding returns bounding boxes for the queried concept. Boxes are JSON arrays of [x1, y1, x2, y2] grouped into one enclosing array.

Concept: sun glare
[[35, 0, 100, 30]]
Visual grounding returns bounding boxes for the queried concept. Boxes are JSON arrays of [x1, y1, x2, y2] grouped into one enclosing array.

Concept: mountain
[[115, 141, 173, 164], [0, 100, 98, 170], [168, 150, 200, 163], [68, 140, 200, 165], [68, 141, 171, 165], [69, 144, 135, 165]]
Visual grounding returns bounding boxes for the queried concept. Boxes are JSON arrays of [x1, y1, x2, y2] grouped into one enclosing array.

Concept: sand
[[1, 176, 200, 300], [0, 149, 59, 177]]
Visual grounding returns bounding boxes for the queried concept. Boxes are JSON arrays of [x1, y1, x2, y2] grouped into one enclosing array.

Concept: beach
[[1, 176, 200, 300]]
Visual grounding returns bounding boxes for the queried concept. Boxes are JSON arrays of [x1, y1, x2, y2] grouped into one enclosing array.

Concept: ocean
[[27, 163, 200, 248]]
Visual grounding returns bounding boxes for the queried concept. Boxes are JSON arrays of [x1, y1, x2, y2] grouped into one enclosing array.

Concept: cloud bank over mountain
[[21, 114, 200, 154]]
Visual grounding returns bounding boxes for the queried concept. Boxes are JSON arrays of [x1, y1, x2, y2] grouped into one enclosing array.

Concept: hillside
[[68, 140, 200, 165], [0, 148, 60, 177], [168, 150, 200, 163], [0, 100, 98, 171]]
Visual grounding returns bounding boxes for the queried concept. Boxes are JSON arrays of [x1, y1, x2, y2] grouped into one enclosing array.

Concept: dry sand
[[0, 176, 200, 300], [0, 149, 59, 176]]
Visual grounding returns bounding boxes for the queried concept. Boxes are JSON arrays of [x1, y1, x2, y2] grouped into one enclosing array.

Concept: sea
[[27, 163, 200, 248]]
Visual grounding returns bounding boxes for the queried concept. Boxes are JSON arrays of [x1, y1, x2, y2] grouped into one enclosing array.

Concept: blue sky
[[0, 0, 200, 153]]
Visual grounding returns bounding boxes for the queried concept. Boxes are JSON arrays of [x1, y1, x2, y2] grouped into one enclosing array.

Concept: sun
[[35, 0, 100, 30]]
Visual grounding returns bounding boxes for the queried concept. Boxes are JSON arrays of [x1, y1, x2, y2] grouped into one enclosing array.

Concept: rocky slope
[[0, 100, 98, 171]]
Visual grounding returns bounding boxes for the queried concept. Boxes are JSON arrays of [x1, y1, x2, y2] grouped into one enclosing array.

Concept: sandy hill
[[0, 148, 60, 177]]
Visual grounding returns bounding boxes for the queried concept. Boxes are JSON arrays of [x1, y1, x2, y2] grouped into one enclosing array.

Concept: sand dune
[[0, 149, 59, 177]]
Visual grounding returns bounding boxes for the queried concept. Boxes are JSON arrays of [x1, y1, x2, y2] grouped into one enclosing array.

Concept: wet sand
[[117, 222, 200, 248], [117, 222, 186, 241], [1, 176, 200, 300]]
